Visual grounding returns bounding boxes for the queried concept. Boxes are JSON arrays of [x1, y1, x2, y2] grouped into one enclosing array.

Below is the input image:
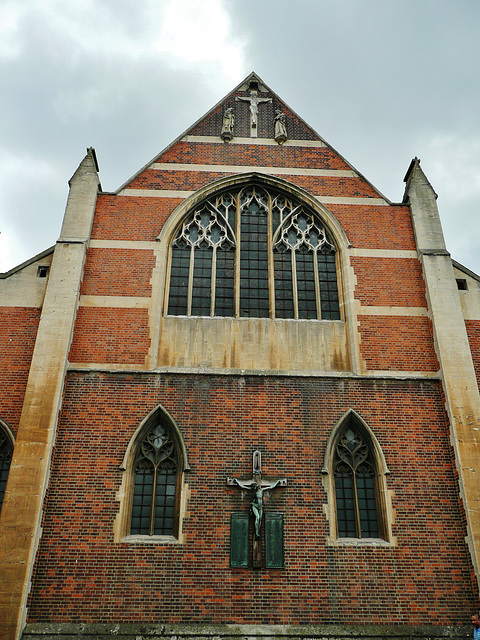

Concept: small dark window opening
[[0, 429, 13, 514], [37, 266, 49, 278], [456, 278, 468, 291]]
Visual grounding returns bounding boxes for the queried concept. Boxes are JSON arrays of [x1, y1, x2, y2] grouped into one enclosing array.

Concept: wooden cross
[[227, 450, 286, 568]]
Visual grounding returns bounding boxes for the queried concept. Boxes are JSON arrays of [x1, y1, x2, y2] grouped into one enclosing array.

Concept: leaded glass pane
[[356, 466, 379, 537], [167, 184, 340, 320], [335, 470, 356, 537], [239, 188, 269, 317], [296, 249, 317, 319], [191, 247, 212, 316], [168, 248, 190, 315], [130, 424, 178, 537], [215, 248, 235, 316], [333, 424, 381, 539], [318, 252, 340, 320], [274, 251, 294, 319]]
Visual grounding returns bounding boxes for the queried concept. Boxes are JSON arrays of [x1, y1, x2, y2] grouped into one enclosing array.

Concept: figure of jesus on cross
[[235, 91, 272, 137], [227, 450, 286, 567]]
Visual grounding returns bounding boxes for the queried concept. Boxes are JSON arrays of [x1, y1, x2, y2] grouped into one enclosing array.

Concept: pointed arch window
[[324, 411, 391, 543], [333, 426, 380, 538], [131, 423, 179, 536], [0, 423, 14, 515], [167, 184, 340, 320], [116, 407, 189, 542]]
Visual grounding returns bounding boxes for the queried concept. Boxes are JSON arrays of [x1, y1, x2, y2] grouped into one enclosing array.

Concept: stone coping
[[21, 623, 470, 640]]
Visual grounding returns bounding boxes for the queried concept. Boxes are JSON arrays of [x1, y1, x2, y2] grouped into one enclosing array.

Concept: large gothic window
[[130, 422, 180, 536], [0, 424, 14, 515], [333, 425, 380, 538], [167, 184, 340, 320]]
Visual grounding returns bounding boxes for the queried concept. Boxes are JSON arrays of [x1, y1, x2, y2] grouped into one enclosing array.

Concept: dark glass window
[[0, 428, 13, 514], [131, 424, 178, 536], [167, 184, 340, 320], [333, 426, 380, 538]]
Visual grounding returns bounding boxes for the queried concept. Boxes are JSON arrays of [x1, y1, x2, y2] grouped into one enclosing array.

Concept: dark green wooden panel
[[230, 512, 249, 568], [265, 512, 284, 568]]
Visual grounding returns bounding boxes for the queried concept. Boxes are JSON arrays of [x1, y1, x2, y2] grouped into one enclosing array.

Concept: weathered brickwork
[[159, 141, 352, 170], [329, 204, 416, 250], [466, 320, 480, 389], [26, 373, 476, 625], [3, 75, 479, 640], [81, 248, 156, 297], [0, 307, 40, 434], [128, 170, 379, 199], [358, 316, 439, 371], [69, 308, 150, 365], [351, 257, 427, 307], [91, 195, 183, 241], [189, 98, 318, 141]]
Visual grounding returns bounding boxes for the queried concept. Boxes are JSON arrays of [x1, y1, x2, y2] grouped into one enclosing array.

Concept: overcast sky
[[1, 0, 479, 274]]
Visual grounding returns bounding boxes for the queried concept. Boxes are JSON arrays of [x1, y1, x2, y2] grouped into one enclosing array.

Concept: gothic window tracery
[[167, 184, 340, 320], [131, 423, 180, 537]]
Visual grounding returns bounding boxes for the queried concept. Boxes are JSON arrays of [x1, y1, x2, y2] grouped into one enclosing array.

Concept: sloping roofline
[[0, 246, 54, 279], [113, 72, 393, 204]]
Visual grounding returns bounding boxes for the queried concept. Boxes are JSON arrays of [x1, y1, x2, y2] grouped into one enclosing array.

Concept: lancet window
[[0, 425, 13, 515], [130, 423, 180, 536], [333, 424, 381, 538], [167, 184, 340, 320]]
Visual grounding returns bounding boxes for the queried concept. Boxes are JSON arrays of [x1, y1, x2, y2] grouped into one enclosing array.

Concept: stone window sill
[[120, 535, 182, 545]]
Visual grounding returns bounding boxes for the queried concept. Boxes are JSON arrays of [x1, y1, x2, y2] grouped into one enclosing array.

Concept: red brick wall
[[330, 204, 416, 250], [128, 170, 379, 199], [81, 248, 156, 297], [466, 320, 480, 389], [0, 307, 40, 434], [69, 308, 150, 365], [159, 141, 351, 170], [27, 373, 476, 625], [351, 257, 427, 307], [91, 195, 182, 241], [358, 316, 439, 371]]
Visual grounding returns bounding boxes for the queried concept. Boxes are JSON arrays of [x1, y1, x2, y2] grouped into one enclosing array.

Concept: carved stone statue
[[274, 110, 288, 145], [235, 94, 272, 128], [221, 107, 235, 142]]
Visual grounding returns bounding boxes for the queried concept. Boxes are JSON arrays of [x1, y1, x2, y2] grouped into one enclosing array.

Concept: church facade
[[1, 73, 480, 640]]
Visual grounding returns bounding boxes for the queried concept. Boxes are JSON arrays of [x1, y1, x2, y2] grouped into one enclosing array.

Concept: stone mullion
[[291, 250, 299, 319], [234, 192, 242, 317], [187, 245, 195, 316], [210, 246, 217, 317], [267, 193, 276, 319], [313, 249, 322, 319]]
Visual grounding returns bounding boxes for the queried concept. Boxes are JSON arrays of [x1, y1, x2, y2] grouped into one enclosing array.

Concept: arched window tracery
[[116, 407, 189, 542], [333, 426, 380, 538], [131, 422, 179, 536], [324, 411, 391, 542], [167, 184, 340, 320]]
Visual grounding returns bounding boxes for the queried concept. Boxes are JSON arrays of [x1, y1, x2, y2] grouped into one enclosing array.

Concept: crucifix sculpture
[[227, 450, 287, 568], [236, 92, 272, 137]]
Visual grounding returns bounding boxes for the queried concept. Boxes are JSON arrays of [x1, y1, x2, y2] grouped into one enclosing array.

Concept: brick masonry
[[26, 373, 476, 625], [0, 307, 40, 434], [2, 76, 480, 639]]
